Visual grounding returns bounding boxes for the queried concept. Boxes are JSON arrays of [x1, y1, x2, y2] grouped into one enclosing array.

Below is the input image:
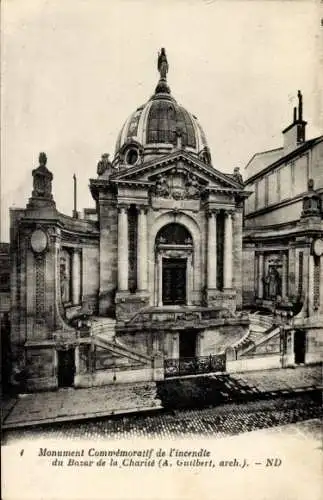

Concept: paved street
[[3, 392, 321, 442], [2, 364, 321, 430]]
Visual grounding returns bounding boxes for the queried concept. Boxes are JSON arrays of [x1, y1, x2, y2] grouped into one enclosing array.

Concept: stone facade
[[242, 91, 323, 367], [8, 51, 250, 391]]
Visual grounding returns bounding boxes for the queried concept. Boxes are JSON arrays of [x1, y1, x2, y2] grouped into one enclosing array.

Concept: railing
[[164, 354, 226, 378]]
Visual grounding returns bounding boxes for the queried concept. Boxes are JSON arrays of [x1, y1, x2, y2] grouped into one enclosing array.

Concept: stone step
[[95, 334, 151, 364]]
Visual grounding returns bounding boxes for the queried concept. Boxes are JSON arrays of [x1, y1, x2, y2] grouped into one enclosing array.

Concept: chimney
[[282, 91, 307, 155]]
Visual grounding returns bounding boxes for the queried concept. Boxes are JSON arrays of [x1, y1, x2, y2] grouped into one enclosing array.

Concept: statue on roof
[[233, 167, 243, 184], [158, 48, 169, 79], [97, 153, 113, 177], [31, 152, 53, 198]]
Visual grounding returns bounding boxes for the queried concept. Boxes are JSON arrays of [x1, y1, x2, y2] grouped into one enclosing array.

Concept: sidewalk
[[1, 364, 322, 430], [2, 381, 163, 430]]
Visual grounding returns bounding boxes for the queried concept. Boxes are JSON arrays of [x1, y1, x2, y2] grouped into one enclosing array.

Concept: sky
[[1, 0, 322, 241]]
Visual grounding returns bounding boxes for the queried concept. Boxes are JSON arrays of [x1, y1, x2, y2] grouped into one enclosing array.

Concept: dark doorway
[[294, 330, 306, 364], [57, 349, 75, 388], [162, 258, 187, 305], [180, 330, 197, 358]]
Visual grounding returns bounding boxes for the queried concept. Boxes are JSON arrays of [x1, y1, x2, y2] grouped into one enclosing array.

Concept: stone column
[[157, 252, 163, 307], [72, 249, 81, 305], [172, 333, 179, 358], [197, 331, 204, 356], [137, 206, 148, 291], [74, 345, 80, 375], [308, 254, 314, 315], [281, 252, 288, 299], [186, 252, 193, 306], [207, 211, 217, 289], [257, 252, 264, 299], [117, 206, 129, 292], [224, 211, 233, 288]]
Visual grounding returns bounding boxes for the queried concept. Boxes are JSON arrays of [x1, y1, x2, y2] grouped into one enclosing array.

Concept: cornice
[[111, 150, 244, 191]]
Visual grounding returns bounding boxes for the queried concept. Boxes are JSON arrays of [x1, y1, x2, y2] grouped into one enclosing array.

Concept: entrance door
[[294, 330, 306, 364], [179, 330, 197, 358], [162, 258, 186, 305], [57, 349, 75, 387]]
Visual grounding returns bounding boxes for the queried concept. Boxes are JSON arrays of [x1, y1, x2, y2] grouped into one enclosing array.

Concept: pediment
[[111, 151, 243, 193]]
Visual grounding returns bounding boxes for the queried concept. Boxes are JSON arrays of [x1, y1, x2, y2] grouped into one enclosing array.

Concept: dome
[[113, 49, 211, 167]]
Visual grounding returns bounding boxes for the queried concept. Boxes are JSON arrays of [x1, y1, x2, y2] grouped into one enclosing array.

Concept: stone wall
[[306, 327, 323, 364], [232, 209, 243, 309], [242, 244, 255, 306], [98, 194, 118, 316], [82, 245, 100, 312], [25, 347, 57, 391]]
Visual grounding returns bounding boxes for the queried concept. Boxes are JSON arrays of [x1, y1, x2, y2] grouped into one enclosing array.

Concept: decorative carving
[[301, 178, 321, 217], [30, 229, 48, 254], [35, 253, 45, 322], [153, 171, 202, 200], [185, 174, 200, 199], [155, 174, 170, 197], [97, 153, 113, 176]]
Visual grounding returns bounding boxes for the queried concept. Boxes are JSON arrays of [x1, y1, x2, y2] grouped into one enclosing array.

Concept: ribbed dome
[[113, 49, 211, 167]]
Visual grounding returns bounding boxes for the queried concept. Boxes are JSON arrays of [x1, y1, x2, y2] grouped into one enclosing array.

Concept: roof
[[245, 135, 323, 184]]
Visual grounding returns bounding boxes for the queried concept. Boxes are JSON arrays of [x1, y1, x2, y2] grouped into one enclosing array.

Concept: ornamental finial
[[39, 152, 47, 167]]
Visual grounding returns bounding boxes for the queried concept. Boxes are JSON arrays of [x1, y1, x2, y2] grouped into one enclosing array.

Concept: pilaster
[[117, 205, 129, 292], [223, 210, 233, 289]]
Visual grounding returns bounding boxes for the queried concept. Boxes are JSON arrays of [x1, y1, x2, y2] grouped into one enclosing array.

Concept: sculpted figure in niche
[[155, 174, 170, 197], [264, 267, 281, 299], [60, 259, 69, 303], [97, 153, 113, 177]]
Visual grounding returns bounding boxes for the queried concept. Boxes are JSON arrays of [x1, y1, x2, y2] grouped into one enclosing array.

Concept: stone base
[[206, 289, 236, 312], [115, 291, 150, 322], [26, 376, 57, 392], [99, 289, 116, 317], [75, 368, 154, 387]]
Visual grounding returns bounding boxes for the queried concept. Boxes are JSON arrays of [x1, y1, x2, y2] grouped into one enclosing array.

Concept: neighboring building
[[9, 50, 249, 392], [0, 243, 10, 316], [0, 243, 11, 392], [242, 91, 323, 367]]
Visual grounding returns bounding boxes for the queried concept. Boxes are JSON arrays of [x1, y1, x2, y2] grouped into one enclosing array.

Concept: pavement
[[1, 364, 322, 430], [1, 381, 163, 430], [2, 394, 322, 442]]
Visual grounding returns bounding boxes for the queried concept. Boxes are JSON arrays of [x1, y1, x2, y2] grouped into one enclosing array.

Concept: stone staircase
[[234, 313, 275, 354], [90, 317, 151, 365], [90, 317, 116, 342]]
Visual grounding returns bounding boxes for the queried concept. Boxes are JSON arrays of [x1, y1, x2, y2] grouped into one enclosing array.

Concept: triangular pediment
[[110, 151, 243, 192]]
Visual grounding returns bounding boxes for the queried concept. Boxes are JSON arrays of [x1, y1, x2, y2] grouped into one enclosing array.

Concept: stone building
[[0, 243, 11, 392], [242, 91, 323, 368], [9, 49, 249, 391]]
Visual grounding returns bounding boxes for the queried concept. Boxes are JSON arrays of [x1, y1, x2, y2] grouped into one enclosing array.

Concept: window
[[125, 148, 139, 166]]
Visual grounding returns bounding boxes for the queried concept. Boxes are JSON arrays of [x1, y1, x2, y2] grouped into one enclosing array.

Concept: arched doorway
[[155, 223, 193, 306]]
